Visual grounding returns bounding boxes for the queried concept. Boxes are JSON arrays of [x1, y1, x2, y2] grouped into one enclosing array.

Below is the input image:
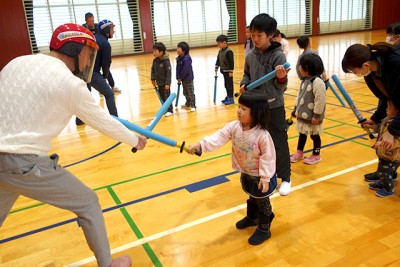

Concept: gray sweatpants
[[0, 153, 112, 267]]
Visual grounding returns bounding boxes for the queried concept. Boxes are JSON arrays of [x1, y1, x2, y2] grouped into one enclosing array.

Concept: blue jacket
[[93, 32, 112, 79], [176, 54, 194, 81]]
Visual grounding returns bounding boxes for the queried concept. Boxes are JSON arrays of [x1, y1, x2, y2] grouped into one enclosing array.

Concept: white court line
[[65, 158, 378, 267]]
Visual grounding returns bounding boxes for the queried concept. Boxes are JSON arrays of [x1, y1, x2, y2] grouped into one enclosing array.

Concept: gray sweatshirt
[[241, 42, 287, 109]]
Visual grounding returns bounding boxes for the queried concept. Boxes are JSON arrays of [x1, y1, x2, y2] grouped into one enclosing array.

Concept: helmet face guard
[[78, 39, 98, 82]]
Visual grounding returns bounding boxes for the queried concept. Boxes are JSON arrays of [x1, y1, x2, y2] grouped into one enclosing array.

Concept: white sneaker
[[190, 107, 196, 112], [279, 181, 291, 196], [164, 112, 173, 117]]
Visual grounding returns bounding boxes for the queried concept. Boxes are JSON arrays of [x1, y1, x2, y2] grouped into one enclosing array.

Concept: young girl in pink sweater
[[188, 91, 277, 245]]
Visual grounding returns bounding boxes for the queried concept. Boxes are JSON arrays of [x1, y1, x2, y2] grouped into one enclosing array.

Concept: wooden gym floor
[[1, 29, 400, 267]]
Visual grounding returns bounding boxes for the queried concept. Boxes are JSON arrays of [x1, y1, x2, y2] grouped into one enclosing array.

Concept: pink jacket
[[200, 121, 276, 182]]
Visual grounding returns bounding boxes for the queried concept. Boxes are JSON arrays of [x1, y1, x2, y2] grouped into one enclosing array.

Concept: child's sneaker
[[190, 107, 196, 112], [164, 112, 173, 117], [290, 151, 304, 163], [376, 188, 394, 198], [364, 172, 379, 182], [303, 154, 321, 165], [221, 96, 229, 103], [224, 97, 235, 105], [368, 180, 383, 190], [279, 181, 291, 196]]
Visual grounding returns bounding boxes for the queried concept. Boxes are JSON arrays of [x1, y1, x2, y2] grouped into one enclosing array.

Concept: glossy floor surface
[[1, 30, 400, 267]]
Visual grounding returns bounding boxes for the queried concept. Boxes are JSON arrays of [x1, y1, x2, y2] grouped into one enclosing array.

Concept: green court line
[[107, 187, 163, 267]]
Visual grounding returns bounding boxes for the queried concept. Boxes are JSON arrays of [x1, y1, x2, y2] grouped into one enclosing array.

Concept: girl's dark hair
[[153, 42, 166, 53], [386, 23, 396, 34], [297, 35, 310, 49], [216, 34, 228, 43], [342, 42, 395, 72], [273, 29, 287, 39], [249, 13, 277, 36], [273, 29, 281, 38], [299, 53, 324, 77], [238, 91, 270, 130], [177, 41, 190, 54]]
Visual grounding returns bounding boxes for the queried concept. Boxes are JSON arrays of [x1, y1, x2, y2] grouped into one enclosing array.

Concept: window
[[246, 0, 312, 37], [152, 0, 237, 49], [319, 0, 373, 34], [23, 0, 142, 55]]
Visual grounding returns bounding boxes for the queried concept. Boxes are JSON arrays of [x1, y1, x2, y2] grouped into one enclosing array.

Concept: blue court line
[[0, 175, 230, 244], [63, 142, 121, 168]]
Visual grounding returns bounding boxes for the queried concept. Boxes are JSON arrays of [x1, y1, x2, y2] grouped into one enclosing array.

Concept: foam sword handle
[[331, 74, 374, 139]]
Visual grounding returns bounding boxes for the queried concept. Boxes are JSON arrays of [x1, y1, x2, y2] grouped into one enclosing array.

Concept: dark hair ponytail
[[342, 42, 395, 72]]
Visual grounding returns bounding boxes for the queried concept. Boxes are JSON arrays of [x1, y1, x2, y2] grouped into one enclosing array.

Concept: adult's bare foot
[[109, 255, 132, 267]]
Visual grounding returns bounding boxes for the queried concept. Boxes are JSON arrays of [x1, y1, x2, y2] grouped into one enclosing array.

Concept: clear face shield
[[78, 39, 98, 83]]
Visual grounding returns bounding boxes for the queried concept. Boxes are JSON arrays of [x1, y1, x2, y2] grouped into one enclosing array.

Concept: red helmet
[[50, 23, 99, 57]]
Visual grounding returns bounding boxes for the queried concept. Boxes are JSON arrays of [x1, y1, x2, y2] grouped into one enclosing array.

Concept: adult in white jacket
[[0, 23, 145, 267]]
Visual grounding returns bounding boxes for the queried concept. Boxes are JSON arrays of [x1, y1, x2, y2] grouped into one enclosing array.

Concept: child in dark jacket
[[215, 34, 235, 105], [176, 41, 196, 112], [151, 42, 173, 117]]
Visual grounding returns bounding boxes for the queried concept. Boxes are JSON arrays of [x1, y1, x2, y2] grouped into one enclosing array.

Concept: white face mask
[[355, 70, 371, 77]]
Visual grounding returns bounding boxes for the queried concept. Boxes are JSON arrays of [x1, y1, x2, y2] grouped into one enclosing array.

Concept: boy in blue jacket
[[176, 42, 196, 111]]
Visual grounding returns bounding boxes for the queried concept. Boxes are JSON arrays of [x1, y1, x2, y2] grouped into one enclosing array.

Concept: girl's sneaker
[[368, 180, 383, 190], [376, 188, 394, 198], [290, 151, 304, 163], [303, 154, 321, 165]]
